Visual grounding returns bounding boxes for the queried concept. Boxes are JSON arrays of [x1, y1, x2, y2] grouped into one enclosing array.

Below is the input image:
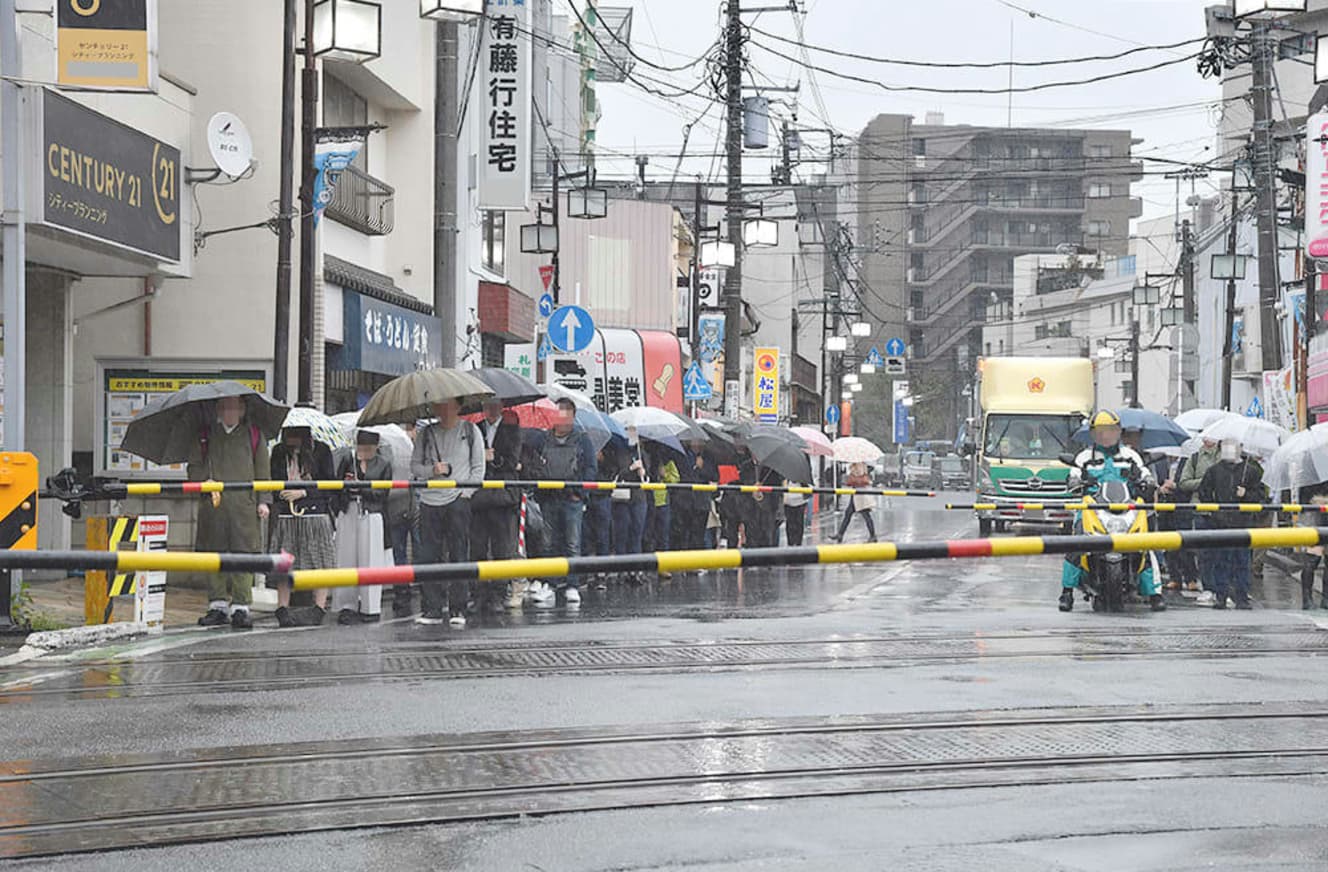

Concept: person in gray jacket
[[411, 399, 485, 627]]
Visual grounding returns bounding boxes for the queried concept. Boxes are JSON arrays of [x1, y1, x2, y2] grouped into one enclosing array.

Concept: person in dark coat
[[1196, 438, 1264, 609], [268, 425, 336, 626], [470, 401, 522, 609], [680, 439, 719, 550]]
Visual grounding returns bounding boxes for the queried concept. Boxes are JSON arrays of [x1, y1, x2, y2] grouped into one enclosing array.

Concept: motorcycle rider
[[1059, 410, 1166, 612]]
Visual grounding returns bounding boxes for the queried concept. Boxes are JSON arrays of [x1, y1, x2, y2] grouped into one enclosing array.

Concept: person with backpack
[[412, 398, 486, 627], [536, 398, 597, 603], [268, 425, 336, 627], [188, 396, 271, 630]]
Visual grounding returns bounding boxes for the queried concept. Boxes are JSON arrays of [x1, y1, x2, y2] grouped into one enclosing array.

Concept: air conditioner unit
[[906, 268, 917, 282], [907, 229, 916, 244], [908, 307, 919, 321]]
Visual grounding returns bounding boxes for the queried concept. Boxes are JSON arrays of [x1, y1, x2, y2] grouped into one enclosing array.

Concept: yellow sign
[[753, 346, 780, 422], [57, 0, 155, 91], [106, 377, 265, 393]]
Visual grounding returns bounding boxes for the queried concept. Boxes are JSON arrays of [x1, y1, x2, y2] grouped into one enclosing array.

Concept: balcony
[[326, 165, 395, 236]]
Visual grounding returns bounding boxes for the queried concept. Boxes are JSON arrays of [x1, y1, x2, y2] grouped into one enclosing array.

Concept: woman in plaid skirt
[[268, 425, 336, 626]]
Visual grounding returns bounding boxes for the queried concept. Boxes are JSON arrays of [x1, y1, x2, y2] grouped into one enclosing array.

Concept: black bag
[[523, 495, 550, 557]]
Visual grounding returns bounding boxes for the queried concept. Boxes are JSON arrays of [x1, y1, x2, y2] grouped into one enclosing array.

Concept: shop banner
[[640, 330, 683, 413], [478, 0, 531, 210], [57, 0, 156, 91], [312, 137, 362, 225], [598, 329, 646, 414], [753, 347, 780, 423]]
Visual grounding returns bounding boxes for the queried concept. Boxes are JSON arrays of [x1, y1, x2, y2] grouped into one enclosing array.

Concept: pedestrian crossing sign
[[537, 334, 553, 362], [683, 362, 712, 401]]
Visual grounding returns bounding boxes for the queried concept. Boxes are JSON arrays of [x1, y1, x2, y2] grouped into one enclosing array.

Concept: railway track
[[2, 702, 1327, 859], [2, 626, 1326, 700]]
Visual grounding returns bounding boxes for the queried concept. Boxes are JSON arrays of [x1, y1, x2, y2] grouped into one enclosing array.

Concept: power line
[[561, 0, 719, 74]]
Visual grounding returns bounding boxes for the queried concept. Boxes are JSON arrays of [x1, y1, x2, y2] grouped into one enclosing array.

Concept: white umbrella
[[330, 412, 414, 479], [832, 436, 884, 464], [539, 383, 597, 412], [1195, 415, 1290, 459], [611, 407, 690, 435], [280, 405, 352, 450], [789, 425, 834, 457], [1174, 408, 1238, 436], [1265, 423, 1328, 494]]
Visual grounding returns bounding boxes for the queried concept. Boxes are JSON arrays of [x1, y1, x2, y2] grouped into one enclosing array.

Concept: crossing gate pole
[[0, 452, 38, 633]]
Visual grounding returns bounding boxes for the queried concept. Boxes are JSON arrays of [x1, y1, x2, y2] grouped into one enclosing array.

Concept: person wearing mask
[[330, 430, 392, 624], [1060, 410, 1162, 612], [412, 399, 486, 627], [471, 400, 522, 610], [1177, 436, 1221, 599], [535, 398, 597, 603], [268, 425, 336, 627], [188, 396, 271, 630], [649, 451, 681, 578], [612, 427, 650, 582], [1196, 438, 1263, 610], [745, 463, 783, 548], [832, 461, 877, 543]]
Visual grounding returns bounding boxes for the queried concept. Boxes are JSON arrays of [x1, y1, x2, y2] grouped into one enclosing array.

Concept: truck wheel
[[978, 518, 993, 537]]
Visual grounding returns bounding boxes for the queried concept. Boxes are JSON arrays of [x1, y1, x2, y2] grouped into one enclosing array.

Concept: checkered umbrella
[[832, 436, 885, 464]]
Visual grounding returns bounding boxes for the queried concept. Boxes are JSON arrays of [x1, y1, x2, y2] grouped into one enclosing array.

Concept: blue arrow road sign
[[537, 293, 555, 318], [825, 404, 840, 426], [683, 362, 712, 401], [884, 337, 906, 357], [866, 346, 887, 368], [548, 305, 595, 353]]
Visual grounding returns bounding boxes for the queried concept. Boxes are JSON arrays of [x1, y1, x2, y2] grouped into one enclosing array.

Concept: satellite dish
[[206, 112, 254, 178]]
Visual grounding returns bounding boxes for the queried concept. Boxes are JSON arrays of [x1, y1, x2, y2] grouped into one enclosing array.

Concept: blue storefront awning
[[329, 289, 443, 377]]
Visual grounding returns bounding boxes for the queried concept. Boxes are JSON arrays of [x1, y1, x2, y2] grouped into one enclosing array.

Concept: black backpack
[[542, 435, 581, 482]]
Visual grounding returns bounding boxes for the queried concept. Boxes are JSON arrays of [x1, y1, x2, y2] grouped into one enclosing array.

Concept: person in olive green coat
[[187, 396, 271, 630]]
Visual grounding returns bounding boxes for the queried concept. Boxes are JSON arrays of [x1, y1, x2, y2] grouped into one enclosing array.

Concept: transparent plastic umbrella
[[1194, 415, 1290, 459], [832, 436, 885, 464], [280, 405, 352, 450], [1174, 408, 1238, 436], [1264, 423, 1328, 494], [539, 383, 597, 412], [789, 425, 835, 457]]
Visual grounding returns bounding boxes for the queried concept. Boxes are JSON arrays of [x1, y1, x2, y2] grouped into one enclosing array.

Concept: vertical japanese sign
[[753, 347, 780, 423], [479, 0, 532, 211], [697, 312, 725, 407], [1308, 110, 1328, 258], [57, 0, 157, 92], [133, 515, 168, 629]]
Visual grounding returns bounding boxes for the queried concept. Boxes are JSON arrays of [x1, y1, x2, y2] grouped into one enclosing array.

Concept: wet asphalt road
[[4, 493, 1328, 870]]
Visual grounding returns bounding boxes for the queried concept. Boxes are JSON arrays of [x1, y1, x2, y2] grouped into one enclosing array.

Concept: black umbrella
[[120, 380, 289, 465], [673, 414, 712, 444], [747, 425, 814, 484], [465, 367, 544, 413]]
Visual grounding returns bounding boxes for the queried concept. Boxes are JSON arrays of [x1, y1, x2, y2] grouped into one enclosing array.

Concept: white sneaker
[[529, 582, 556, 607], [448, 614, 466, 628], [564, 586, 581, 604], [414, 612, 445, 625], [1196, 590, 1216, 606]]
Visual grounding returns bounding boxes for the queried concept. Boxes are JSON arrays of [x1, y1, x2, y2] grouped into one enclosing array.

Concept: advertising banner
[[753, 347, 780, 423], [329, 291, 442, 377], [56, 0, 156, 91], [639, 330, 683, 413], [1309, 110, 1328, 259], [478, 0, 531, 210]]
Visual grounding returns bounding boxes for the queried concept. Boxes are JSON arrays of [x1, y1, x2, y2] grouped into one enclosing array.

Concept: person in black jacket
[[268, 425, 336, 626], [330, 430, 394, 624], [1196, 439, 1264, 609], [1299, 487, 1328, 610], [470, 401, 522, 569], [680, 439, 719, 550]]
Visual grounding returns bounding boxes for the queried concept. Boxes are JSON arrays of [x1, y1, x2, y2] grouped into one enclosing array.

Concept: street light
[[420, 0, 482, 18], [842, 373, 858, 385], [1114, 358, 1131, 373], [519, 220, 558, 255], [826, 335, 848, 352], [1211, 253, 1250, 280], [1131, 283, 1160, 306], [700, 240, 737, 269], [567, 186, 609, 219], [743, 217, 779, 248], [1160, 306, 1184, 327], [312, 0, 383, 62], [850, 321, 871, 337]]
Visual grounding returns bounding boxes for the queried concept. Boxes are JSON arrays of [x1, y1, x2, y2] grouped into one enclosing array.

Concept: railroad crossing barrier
[[289, 526, 1328, 590], [947, 502, 1328, 513], [0, 550, 292, 576], [0, 452, 38, 633]]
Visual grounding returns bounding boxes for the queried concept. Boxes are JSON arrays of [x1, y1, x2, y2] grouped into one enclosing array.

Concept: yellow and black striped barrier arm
[[9, 550, 293, 576], [289, 526, 1327, 590], [947, 502, 1328, 513], [96, 479, 937, 499]]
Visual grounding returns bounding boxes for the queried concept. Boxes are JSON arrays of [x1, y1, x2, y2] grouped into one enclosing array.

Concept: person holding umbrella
[[187, 395, 273, 630], [1196, 438, 1264, 610], [330, 430, 394, 624], [268, 425, 336, 627], [832, 461, 877, 542], [470, 398, 523, 609]]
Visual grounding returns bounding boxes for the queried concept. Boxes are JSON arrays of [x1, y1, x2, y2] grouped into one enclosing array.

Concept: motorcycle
[[1063, 456, 1154, 612]]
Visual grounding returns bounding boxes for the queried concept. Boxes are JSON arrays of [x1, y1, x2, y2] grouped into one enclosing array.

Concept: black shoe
[[337, 608, 357, 626], [1320, 597, 1328, 611], [392, 596, 416, 618], [1234, 598, 1253, 610], [359, 612, 381, 623], [230, 609, 253, 630], [275, 606, 297, 628], [198, 608, 229, 627], [302, 605, 326, 626], [1149, 594, 1167, 612], [1304, 595, 1315, 610], [1058, 589, 1074, 612], [1213, 597, 1228, 610]]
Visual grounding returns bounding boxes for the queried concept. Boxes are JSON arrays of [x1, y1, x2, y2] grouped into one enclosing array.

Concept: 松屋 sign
[[753, 346, 780, 423], [478, 0, 531, 211], [1308, 110, 1328, 258]]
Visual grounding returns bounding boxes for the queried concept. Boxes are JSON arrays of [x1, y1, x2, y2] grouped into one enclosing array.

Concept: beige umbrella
[[356, 369, 493, 426]]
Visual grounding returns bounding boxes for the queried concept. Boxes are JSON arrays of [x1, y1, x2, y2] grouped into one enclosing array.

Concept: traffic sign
[[537, 334, 553, 361], [884, 356, 907, 376], [1245, 395, 1264, 418], [548, 305, 595, 353], [825, 404, 841, 426], [884, 337, 906, 357], [682, 362, 712, 401], [537, 293, 555, 319], [866, 346, 886, 368], [893, 398, 911, 444]]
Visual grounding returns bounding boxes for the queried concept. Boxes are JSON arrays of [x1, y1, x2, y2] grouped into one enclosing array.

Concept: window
[[1089, 144, 1111, 159], [1110, 301, 1118, 326], [1056, 320, 1072, 337], [1088, 183, 1112, 199], [322, 74, 368, 173], [1087, 219, 1111, 238], [481, 210, 505, 274], [912, 138, 926, 156]]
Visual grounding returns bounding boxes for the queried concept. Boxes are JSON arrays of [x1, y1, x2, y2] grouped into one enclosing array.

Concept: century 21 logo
[[151, 144, 176, 226], [69, 0, 100, 14]]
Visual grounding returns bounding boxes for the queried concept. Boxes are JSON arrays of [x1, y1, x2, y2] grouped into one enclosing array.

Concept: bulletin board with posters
[[95, 359, 270, 477]]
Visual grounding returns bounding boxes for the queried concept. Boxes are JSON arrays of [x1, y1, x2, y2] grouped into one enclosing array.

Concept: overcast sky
[[563, 0, 1221, 221]]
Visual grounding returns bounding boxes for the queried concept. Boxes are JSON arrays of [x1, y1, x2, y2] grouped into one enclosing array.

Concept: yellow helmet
[[1089, 410, 1121, 430]]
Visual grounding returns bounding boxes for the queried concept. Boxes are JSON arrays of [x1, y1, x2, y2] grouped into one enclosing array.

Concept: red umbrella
[[465, 399, 558, 430]]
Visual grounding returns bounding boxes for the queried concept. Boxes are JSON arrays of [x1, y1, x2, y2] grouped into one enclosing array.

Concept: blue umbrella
[[1071, 408, 1189, 449], [575, 408, 625, 452]]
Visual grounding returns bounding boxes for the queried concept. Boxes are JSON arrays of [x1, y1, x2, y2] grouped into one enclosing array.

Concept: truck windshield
[[983, 414, 1081, 460]]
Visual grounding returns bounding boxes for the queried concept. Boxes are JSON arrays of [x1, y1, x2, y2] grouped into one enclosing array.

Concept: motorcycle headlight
[[1099, 512, 1135, 534]]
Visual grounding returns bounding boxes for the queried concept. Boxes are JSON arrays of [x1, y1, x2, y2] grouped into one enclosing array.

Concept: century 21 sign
[[42, 89, 180, 262]]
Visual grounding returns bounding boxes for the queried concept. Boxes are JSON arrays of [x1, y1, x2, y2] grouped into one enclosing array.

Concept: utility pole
[[1129, 315, 1141, 409], [297, 0, 318, 405], [1181, 219, 1196, 324], [1250, 20, 1282, 372], [777, 119, 792, 186], [1302, 259, 1317, 428], [0, 0, 25, 628], [550, 148, 562, 305], [721, 0, 744, 417], [273, 0, 297, 402], [435, 19, 459, 367], [691, 178, 703, 362], [1221, 190, 1240, 411]]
